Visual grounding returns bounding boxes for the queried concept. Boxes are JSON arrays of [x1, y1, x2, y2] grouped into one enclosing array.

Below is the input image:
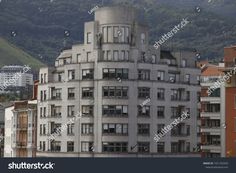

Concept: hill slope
[[0, 0, 235, 65], [0, 37, 44, 69]]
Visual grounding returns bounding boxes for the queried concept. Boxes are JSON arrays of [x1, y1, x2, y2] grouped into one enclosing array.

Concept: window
[[103, 86, 128, 98], [152, 55, 156, 63], [120, 50, 125, 61], [113, 50, 119, 61], [82, 105, 93, 116], [157, 71, 165, 81], [102, 27, 107, 43], [186, 91, 190, 101], [120, 27, 125, 42], [138, 142, 149, 153], [68, 70, 75, 80], [68, 88, 75, 99], [67, 141, 74, 152], [81, 124, 93, 135], [87, 32, 92, 44], [137, 106, 150, 117], [102, 142, 128, 152], [82, 88, 94, 98], [82, 69, 94, 80], [138, 87, 150, 98], [171, 142, 179, 153], [157, 88, 165, 100], [141, 33, 146, 44], [113, 26, 119, 43], [77, 54, 81, 63], [107, 50, 112, 61], [157, 106, 165, 118], [138, 70, 150, 80], [171, 89, 179, 101], [185, 74, 190, 84], [67, 105, 75, 117], [157, 124, 165, 133], [103, 105, 128, 117], [157, 142, 165, 153], [125, 27, 129, 43], [67, 123, 75, 135], [81, 142, 94, 152], [51, 88, 62, 100], [138, 124, 150, 135], [58, 72, 63, 82], [51, 105, 61, 117], [125, 51, 129, 61], [107, 26, 113, 42], [102, 124, 128, 135], [87, 52, 92, 61], [50, 141, 61, 152], [103, 68, 128, 79], [181, 59, 186, 67], [169, 73, 177, 83], [40, 107, 43, 118]]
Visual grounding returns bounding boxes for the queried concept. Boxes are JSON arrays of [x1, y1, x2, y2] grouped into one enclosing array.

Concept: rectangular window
[[82, 88, 94, 98], [77, 54, 81, 63], [138, 124, 150, 135], [107, 50, 112, 61], [82, 69, 94, 80], [181, 59, 186, 67], [102, 123, 128, 135], [125, 27, 129, 43], [157, 106, 165, 118], [157, 71, 165, 81], [67, 141, 74, 152], [157, 124, 165, 133], [138, 70, 150, 80], [157, 88, 165, 100], [120, 51, 125, 61], [81, 142, 94, 152], [67, 123, 75, 135], [102, 105, 128, 117], [81, 124, 93, 135], [185, 74, 190, 84], [103, 68, 128, 79], [137, 105, 150, 117], [51, 88, 62, 100], [113, 50, 119, 61], [103, 86, 128, 98], [138, 142, 149, 153], [51, 141, 61, 152], [102, 142, 128, 152], [138, 87, 150, 98], [87, 32, 92, 44], [157, 142, 165, 153], [102, 27, 107, 43], [107, 26, 113, 43], [68, 70, 75, 80], [82, 105, 93, 117], [67, 105, 75, 117], [68, 88, 75, 99], [113, 26, 119, 43], [87, 52, 91, 62], [120, 27, 125, 42]]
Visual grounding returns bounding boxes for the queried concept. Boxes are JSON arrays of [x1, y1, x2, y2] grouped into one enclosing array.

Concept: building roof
[[201, 65, 224, 76]]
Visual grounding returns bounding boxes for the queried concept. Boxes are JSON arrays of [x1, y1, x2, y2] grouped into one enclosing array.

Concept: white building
[[0, 65, 33, 92], [4, 100, 37, 157], [37, 6, 201, 157]]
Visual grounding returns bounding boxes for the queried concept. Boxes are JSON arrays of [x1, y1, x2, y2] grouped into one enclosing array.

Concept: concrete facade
[[37, 6, 200, 157]]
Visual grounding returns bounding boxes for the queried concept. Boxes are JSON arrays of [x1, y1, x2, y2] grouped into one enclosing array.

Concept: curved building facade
[[37, 6, 200, 157]]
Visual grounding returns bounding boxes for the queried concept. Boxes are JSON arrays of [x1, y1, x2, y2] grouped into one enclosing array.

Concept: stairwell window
[[87, 32, 92, 44]]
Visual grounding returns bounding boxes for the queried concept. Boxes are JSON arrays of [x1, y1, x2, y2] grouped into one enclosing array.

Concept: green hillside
[[0, 37, 44, 69]]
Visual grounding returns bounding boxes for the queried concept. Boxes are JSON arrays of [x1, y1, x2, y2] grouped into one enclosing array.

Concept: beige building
[[37, 6, 200, 157]]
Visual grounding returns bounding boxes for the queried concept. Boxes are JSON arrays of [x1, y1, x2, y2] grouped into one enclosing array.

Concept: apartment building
[[200, 62, 224, 157], [37, 6, 201, 157], [222, 45, 236, 157], [4, 100, 37, 157]]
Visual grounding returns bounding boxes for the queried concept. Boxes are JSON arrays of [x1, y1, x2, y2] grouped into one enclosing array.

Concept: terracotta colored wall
[[225, 88, 236, 157]]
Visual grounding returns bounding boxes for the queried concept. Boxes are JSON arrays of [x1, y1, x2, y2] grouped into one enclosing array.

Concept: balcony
[[201, 145, 221, 153], [201, 127, 221, 135], [200, 112, 220, 119], [201, 97, 220, 103]]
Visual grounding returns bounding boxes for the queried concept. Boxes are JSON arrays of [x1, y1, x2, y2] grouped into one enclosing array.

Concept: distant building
[[37, 6, 200, 157], [222, 45, 236, 157], [200, 62, 224, 157], [4, 100, 37, 157], [0, 65, 33, 93]]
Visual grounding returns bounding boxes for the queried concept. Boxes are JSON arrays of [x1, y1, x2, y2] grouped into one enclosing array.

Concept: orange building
[[223, 45, 236, 157]]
